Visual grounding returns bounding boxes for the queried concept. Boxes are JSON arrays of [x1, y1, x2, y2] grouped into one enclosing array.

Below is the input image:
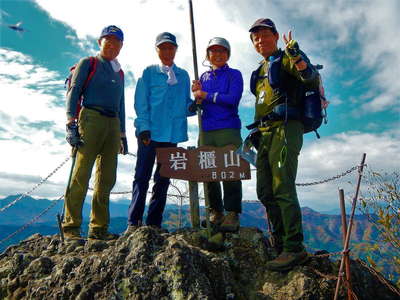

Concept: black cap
[[249, 18, 277, 33], [155, 32, 178, 47]]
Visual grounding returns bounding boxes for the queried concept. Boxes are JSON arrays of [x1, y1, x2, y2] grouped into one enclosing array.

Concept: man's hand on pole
[[66, 121, 83, 148]]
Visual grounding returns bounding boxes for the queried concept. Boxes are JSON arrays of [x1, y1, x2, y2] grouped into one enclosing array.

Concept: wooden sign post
[[156, 145, 251, 228]]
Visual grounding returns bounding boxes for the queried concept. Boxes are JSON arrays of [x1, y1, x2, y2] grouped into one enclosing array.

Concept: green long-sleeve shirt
[[66, 55, 126, 133]]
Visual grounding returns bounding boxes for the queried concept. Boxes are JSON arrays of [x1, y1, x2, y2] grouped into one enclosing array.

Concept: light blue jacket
[[134, 64, 195, 143]]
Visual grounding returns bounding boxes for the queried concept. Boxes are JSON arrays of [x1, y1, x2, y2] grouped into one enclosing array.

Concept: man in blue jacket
[[63, 25, 127, 241], [126, 32, 195, 231]]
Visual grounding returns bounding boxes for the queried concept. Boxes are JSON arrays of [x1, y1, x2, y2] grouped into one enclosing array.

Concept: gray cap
[[155, 32, 178, 47], [206, 37, 231, 57]]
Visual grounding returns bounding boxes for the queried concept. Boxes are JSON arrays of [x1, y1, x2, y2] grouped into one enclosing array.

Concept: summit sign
[[156, 145, 251, 182]]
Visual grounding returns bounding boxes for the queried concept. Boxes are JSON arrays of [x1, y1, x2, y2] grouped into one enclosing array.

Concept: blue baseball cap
[[100, 25, 124, 41], [155, 32, 178, 47]]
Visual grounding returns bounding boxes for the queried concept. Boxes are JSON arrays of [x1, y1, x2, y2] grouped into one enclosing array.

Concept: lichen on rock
[[0, 226, 398, 300]]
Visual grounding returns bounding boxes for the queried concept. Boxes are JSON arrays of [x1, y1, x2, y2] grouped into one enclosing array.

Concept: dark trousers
[[203, 129, 243, 213], [128, 139, 176, 227]]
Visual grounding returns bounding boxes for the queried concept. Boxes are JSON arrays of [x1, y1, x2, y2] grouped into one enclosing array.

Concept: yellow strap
[[259, 120, 284, 132]]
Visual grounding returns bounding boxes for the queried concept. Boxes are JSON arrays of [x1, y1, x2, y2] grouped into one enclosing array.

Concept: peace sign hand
[[283, 30, 300, 60]]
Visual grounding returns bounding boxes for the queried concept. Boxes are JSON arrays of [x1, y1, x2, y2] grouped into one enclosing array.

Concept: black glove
[[66, 122, 83, 147], [285, 39, 300, 59], [189, 101, 202, 113], [139, 130, 151, 145], [121, 137, 128, 155], [249, 129, 261, 150]]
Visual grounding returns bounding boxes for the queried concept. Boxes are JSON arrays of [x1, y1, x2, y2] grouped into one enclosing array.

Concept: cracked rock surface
[[0, 227, 398, 299]]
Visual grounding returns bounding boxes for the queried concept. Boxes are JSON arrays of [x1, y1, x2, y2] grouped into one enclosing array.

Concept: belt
[[84, 105, 117, 118], [246, 112, 283, 130]]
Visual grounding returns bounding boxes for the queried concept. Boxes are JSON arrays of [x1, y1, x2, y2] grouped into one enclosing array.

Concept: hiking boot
[[124, 225, 139, 236], [266, 250, 308, 271], [220, 211, 240, 232], [63, 227, 82, 241], [88, 228, 119, 241], [201, 209, 224, 228]]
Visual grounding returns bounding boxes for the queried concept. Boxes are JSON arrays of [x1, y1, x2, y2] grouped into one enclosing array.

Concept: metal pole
[[339, 189, 353, 300], [334, 153, 366, 300], [188, 0, 211, 237], [57, 147, 78, 243]]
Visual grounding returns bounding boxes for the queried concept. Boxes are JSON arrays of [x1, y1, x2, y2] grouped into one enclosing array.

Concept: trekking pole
[[57, 146, 78, 243], [188, 0, 211, 238], [334, 153, 366, 300]]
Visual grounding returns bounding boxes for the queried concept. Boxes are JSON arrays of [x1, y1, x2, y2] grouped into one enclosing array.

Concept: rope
[[0, 156, 70, 213]]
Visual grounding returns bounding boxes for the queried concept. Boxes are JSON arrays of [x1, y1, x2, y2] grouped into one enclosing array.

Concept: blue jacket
[[200, 64, 243, 131], [134, 64, 195, 143], [66, 55, 126, 132]]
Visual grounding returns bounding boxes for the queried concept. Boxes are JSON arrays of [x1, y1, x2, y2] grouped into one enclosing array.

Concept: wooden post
[[339, 189, 353, 300], [188, 146, 200, 228], [334, 153, 366, 300]]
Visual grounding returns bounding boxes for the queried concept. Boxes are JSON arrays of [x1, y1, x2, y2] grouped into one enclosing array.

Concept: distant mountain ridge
[[0, 194, 376, 251]]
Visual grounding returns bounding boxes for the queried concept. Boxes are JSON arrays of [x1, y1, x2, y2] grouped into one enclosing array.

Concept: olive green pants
[[256, 120, 304, 252], [63, 108, 120, 231], [203, 129, 242, 213]]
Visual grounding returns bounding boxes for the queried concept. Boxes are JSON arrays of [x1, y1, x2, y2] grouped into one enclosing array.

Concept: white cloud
[[1, 0, 399, 215]]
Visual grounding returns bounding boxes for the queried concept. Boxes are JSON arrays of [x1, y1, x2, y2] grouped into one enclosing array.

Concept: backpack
[[64, 57, 124, 118], [65, 56, 98, 118], [250, 50, 327, 138]]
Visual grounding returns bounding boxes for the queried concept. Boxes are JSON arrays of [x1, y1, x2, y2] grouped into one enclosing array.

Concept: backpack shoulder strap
[[250, 64, 264, 96], [83, 56, 97, 89]]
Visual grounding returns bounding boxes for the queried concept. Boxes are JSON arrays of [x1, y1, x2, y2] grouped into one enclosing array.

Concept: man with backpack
[[248, 18, 320, 271], [63, 25, 127, 240]]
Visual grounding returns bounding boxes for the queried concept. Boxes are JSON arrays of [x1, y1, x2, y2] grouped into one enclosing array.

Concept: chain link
[[310, 250, 345, 258], [96, 165, 363, 195], [356, 259, 400, 296], [295, 165, 362, 186], [0, 156, 70, 213], [0, 196, 63, 246]]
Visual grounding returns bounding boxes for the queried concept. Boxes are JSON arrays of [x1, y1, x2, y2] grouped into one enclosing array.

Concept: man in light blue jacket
[[127, 32, 196, 231]]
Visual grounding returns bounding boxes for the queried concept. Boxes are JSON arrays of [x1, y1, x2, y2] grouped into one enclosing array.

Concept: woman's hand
[[193, 90, 207, 103], [191, 80, 202, 92]]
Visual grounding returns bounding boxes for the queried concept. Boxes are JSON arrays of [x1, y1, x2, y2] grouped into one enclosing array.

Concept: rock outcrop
[[0, 227, 398, 299]]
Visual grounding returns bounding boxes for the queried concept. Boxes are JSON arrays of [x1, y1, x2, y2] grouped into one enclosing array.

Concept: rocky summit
[[0, 227, 398, 300]]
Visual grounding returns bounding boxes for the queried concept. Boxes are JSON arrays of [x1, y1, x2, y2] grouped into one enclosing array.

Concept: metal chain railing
[[127, 152, 136, 157], [88, 164, 364, 195], [295, 165, 362, 186], [356, 258, 400, 297], [0, 195, 63, 246], [0, 156, 70, 212]]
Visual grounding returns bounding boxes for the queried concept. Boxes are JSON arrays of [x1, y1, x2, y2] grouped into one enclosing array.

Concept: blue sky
[[0, 0, 399, 211]]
